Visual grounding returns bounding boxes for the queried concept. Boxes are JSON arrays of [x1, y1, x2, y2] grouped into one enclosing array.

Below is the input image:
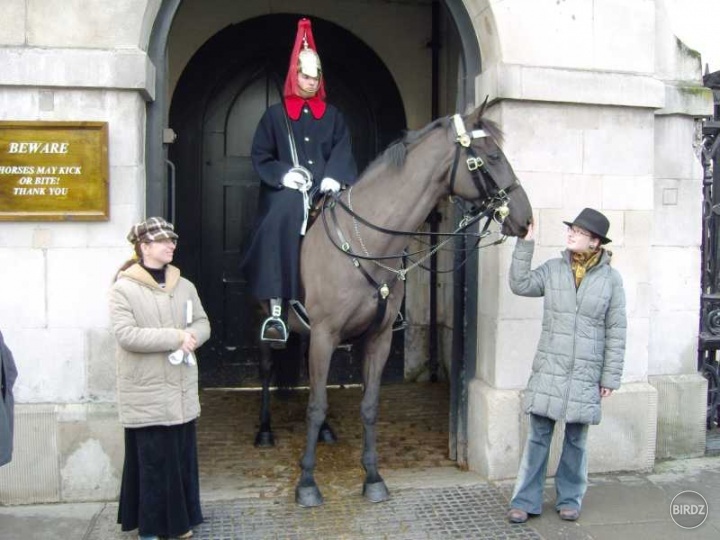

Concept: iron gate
[[697, 70, 720, 430]]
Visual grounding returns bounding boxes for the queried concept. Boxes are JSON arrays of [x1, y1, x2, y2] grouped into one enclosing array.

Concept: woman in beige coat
[[109, 217, 211, 540]]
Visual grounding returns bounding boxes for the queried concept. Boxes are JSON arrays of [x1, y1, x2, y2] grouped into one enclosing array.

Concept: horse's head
[[445, 103, 532, 238]]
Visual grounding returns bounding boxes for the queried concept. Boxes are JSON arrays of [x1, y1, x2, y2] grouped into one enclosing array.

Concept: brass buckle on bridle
[[466, 156, 484, 171]]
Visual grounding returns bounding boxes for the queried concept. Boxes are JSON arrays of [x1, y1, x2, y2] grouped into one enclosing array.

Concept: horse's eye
[[488, 152, 501, 161]]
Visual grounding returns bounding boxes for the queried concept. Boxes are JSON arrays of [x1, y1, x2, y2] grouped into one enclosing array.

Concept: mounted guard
[[240, 17, 358, 344]]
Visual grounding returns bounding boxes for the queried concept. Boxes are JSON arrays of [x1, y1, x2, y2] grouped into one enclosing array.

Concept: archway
[[168, 15, 406, 386]]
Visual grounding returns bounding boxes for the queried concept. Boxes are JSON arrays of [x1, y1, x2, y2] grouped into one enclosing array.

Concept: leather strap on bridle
[[327, 197, 397, 331]]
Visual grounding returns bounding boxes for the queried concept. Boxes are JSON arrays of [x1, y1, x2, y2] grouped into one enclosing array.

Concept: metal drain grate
[[88, 485, 542, 539]]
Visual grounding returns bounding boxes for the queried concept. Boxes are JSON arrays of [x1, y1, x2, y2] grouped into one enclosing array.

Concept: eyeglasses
[[150, 238, 177, 246], [567, 226, 590, 237]]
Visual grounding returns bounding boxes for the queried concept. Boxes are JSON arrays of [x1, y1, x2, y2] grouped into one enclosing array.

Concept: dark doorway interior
[[169, 15, 407, 387]]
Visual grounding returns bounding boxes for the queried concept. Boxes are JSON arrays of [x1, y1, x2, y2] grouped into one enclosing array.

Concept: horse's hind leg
[[295, 329, 335, 507], [360, 329, 393, 503], [254, 342, 275, 447]]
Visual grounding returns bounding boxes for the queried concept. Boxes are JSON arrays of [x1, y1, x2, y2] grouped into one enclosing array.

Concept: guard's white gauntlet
[[319, 177, 341, 193], [282, 171, 306, 190]]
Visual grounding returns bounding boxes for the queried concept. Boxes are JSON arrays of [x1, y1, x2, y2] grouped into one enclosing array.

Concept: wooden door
[[169, 15, 407, 387]]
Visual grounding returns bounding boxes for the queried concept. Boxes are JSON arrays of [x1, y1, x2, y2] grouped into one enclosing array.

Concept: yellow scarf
[[571, 249, 602, 288]]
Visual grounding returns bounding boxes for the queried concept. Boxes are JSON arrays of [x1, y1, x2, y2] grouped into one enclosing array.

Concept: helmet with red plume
[[283, 18, 327, 118]]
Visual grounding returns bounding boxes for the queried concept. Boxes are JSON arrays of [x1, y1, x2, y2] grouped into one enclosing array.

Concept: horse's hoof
[[317, 425, 338, 444], [295, 485, 324, 507], [363, 481, 390, 503], [254, 431, 275, 447]]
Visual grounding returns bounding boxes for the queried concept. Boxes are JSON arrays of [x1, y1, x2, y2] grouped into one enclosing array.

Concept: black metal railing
[[698, 70, 720, 430]]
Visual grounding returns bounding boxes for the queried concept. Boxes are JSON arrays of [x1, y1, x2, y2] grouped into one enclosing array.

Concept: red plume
[[283, 18, 327, 119]]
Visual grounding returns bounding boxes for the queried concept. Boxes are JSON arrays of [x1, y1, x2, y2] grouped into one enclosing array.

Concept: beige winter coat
[[109, 263, 211, 428]]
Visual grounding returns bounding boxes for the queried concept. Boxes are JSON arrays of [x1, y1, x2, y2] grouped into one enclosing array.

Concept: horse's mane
[[360, 113, 505, 180]]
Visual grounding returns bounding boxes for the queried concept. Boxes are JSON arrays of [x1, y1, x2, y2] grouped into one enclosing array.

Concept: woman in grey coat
[[507, 208, 626, 524], [1, 329, 18, 467]]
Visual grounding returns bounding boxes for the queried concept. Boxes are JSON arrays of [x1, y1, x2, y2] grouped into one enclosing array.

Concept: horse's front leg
[[254, 342, 275, 447], [360, 327, 393, 503], [295, 328, 335, 507]]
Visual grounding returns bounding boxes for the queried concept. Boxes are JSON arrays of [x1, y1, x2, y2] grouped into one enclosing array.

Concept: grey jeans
[[509, 413, 589, 514]]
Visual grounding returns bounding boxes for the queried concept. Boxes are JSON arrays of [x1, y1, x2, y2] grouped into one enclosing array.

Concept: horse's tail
[[272, 333, 305, 395]]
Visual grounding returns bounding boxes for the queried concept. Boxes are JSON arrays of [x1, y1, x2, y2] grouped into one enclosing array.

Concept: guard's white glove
[[282, 171, 306, 190], [320, 177, 341, 194]]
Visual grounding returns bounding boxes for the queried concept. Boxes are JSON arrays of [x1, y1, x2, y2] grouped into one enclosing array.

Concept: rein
[[318, 113, 517, 329]]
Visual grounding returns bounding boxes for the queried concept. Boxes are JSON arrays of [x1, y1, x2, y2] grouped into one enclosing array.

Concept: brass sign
[[0, 121, 109, 221]]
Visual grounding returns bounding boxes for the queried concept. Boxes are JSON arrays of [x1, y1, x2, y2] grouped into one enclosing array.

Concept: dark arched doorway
[[169, 15, 406, 387]]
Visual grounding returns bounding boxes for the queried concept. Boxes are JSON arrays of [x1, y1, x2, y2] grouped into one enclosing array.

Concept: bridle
[[317, 114, 523, 329], [448, 113, 521, 225]]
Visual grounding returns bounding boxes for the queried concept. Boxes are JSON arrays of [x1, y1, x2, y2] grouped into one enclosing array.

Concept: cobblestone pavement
[[195, 382, 456, 500], [86, 383, 546, 539]]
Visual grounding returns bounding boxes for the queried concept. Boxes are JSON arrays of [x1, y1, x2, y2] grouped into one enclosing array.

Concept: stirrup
[[260, 316, 288, 342], [260, 304, 288, 343]]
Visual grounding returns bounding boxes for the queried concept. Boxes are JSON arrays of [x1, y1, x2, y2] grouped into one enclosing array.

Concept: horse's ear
[[476, 95, 490, 120]]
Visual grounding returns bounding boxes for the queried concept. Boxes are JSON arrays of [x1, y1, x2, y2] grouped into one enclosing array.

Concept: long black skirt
[[117, 420, 203, 537]]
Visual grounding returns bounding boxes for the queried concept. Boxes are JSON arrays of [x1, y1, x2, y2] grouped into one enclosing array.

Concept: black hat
[[563, 208, 611, 244]]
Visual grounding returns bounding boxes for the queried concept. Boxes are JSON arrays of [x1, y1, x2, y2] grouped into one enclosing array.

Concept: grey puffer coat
[[510, 239, 626, 425], [1, 330, 18, 467], [109, 263, 211, 428]]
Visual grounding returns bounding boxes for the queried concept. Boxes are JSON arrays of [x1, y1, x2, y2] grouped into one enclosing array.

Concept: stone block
[[10, 328, 86, 402], [87, 328, 117, 401], [467, 379, 523, 480], [516, 171, 562, 209], [612, 246, 651, 317], [58, 403, 123, 502], [0, 405, 60, 504], [561, 174, 604, 210], [593, 0, 655, 73], [652, 178, 702, 248], [0, 249, 46, 328], [582, 110, 654, 176], [27, 0, 151, 49], [467, 381, 657, 480], [603, 175, 654, 210], [0, 48, 154, 99], [480, 64, 665, 109], [492, 320, 539, 389], [649, 311, 700, 375], [623, 316, 650, 383], [650, 247, 701, 312], [0, 0, 26, 45], [404, 324, 429, 382], [47, 248, 126, 328], [501, 102, 584, 174], [86, 207, 142, 248], [108, 165, 145, 207], [658, 83, 713, 117], [586, 382, 657, 473], [624, 210, 652, 248], [649, 374, 707, 459], [493, 0, 594, 69], [655, 116, 704, 179], [105, 93, 146, 166]]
